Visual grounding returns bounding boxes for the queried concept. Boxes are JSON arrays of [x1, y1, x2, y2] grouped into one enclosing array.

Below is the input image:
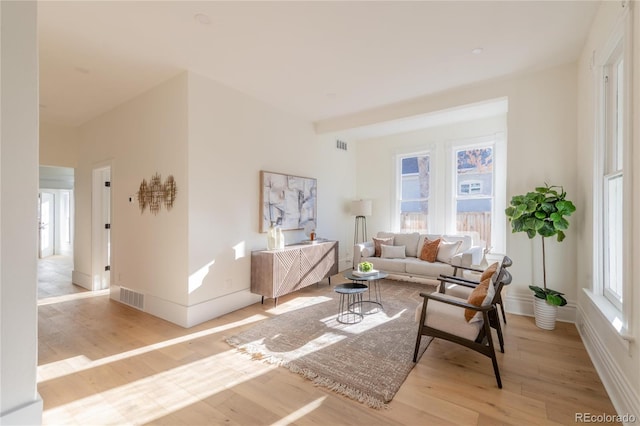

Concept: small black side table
[[334, 283, 367, 324]]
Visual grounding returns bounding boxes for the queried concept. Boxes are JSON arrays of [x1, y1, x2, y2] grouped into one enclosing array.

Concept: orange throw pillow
[[372, 237, 394, 257], [419, 238, 440, 262], [465, 278, 490, 322], [481, 262, 499, 282]]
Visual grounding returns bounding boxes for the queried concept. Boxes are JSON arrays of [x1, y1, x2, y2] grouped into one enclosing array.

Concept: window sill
[[582, 288, 633, 347]]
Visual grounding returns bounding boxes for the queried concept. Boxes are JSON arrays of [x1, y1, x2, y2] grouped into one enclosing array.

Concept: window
[[455, 146, 494, 249], [392, 132, 506, 253], [601, 41, 625, 309], [397, 153, 430, 232], [593, 3, 632, 322]]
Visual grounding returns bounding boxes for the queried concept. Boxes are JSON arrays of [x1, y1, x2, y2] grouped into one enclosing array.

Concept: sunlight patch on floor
[[271, 396, 327, 426], [42, 348, 278, 425], [38, 289, 110, 306], [38, 314, 267, 383]]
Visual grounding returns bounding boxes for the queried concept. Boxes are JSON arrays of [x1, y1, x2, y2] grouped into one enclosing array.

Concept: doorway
[[38, 166, 77, 299], [38, 192, 55, 258], [92, 165, 111, 291]]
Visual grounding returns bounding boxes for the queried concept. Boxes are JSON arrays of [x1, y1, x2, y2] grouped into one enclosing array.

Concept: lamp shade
[[351, 199, 372, 216]]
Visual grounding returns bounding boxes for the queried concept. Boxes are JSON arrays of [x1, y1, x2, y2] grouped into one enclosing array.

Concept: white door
[[92, 166, 111, 290], [39, 192, 55, 258]]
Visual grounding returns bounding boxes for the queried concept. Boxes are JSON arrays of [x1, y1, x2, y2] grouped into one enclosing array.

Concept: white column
[[0, 1, 42, 424]]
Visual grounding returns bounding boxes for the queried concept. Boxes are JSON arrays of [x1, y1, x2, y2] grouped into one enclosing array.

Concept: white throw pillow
[[436, 240, 462, 263], [361, 246, 375, 257], [381, 244, 406, 259]]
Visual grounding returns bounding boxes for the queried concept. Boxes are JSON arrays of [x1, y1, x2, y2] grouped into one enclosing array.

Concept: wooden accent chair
[[438, 256, 513, 324], [413, 267, 512, 388]]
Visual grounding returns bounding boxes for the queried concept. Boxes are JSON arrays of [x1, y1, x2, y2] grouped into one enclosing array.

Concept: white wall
[[0, 1, 43, 423], [575, 0, 640, 418], [67, 70, 358, 327], [347, 63, 578, 320], [74, 73, 190, 323], [354, 114, 506, 239], [185, 72, 356, 326], [39, 121, 79, 168]]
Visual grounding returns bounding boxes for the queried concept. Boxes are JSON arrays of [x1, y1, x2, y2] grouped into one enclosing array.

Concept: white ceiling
[[38, 1, 599, 129]]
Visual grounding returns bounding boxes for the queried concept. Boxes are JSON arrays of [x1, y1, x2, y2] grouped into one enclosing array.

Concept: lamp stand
[[354, 215, 367, 245]]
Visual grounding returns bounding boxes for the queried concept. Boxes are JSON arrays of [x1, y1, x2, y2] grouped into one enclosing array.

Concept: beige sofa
[[353, 232, 481, 286]]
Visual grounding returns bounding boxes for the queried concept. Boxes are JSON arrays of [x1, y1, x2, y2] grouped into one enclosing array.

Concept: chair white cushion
[[415, 294, 483, 340]]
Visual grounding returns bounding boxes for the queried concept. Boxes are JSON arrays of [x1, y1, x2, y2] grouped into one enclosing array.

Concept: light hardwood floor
[[37, 266, 620, 425]]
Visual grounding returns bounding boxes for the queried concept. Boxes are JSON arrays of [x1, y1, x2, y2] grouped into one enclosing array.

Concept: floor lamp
[[351, 199, 372, 245]]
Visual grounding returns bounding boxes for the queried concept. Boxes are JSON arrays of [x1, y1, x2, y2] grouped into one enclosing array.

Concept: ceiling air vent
[[336, 139, 348, 151]]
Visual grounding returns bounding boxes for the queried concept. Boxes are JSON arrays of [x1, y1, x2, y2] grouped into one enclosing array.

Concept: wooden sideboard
[[251, 240, 339, 305]]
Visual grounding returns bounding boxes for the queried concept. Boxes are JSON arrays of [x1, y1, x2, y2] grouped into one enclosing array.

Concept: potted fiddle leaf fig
[[505, 183, 576, 330]]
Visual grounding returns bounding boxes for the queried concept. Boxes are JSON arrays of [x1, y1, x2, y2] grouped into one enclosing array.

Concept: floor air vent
[[119, 287, 144, 310]]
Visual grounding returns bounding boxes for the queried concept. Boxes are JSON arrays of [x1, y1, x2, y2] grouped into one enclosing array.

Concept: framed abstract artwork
[[260, 171, 317, 232]]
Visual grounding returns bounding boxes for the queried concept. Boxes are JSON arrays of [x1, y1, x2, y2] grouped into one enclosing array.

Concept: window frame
[[591, 2, 633, 336], [395, 150, 432, 233], [391, 132, 506, 254], [446, 134, 506, 253]]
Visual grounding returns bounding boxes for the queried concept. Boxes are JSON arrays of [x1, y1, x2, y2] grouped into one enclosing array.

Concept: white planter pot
[[533, 296, 558, 330]]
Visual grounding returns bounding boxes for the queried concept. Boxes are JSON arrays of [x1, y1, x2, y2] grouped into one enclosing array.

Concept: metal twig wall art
[[137, 173, 177, 214]]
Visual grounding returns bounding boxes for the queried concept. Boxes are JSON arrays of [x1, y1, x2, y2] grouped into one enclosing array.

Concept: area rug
[[226, 279, 434, 408]]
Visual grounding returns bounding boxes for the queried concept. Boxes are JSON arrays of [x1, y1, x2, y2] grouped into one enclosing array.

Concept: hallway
[[38, 255, 86, 300]]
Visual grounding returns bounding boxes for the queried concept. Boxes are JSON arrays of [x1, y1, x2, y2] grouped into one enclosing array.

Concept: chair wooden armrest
[[438, 274, 481, 285], [436, 276, 479, 293], [419, 292, 495, 312]]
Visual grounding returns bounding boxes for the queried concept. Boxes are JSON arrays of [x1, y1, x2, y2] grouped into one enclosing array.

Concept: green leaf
[[526, 229, 537, 239], [538, 222, 557, 237], [529, 285, 546, 299], [557, 230, 566, 242], [554, 217, 569, 230], [534, 211, 546, 219], [556, 200, 576, 215], [546, 293, 567, 306], [505, 206, 516, 219], [535, 187, 548, 193], [541, 202, 556, 214]]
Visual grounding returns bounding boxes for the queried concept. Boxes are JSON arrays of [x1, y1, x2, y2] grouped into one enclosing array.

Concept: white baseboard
[[0, 395, 43, 425], [71, 270, 92, 290], [504, 293, 576, 323], [110, 285, 260, 328], [186, 289, 260, 328], [577, 306, 640, 422]]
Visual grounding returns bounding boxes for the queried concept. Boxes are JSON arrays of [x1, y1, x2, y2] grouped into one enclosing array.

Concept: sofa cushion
[[381, 244, 406, 259], [418, 234, 472, 254], [419, 238, 440, 262], [362, 256, 407, 273], [405, 258, 455, 277], [436, 240, 462, 263], [362, 246, 375, 257], [373, 237, 394, 257], [392, 232, 420, 257]]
